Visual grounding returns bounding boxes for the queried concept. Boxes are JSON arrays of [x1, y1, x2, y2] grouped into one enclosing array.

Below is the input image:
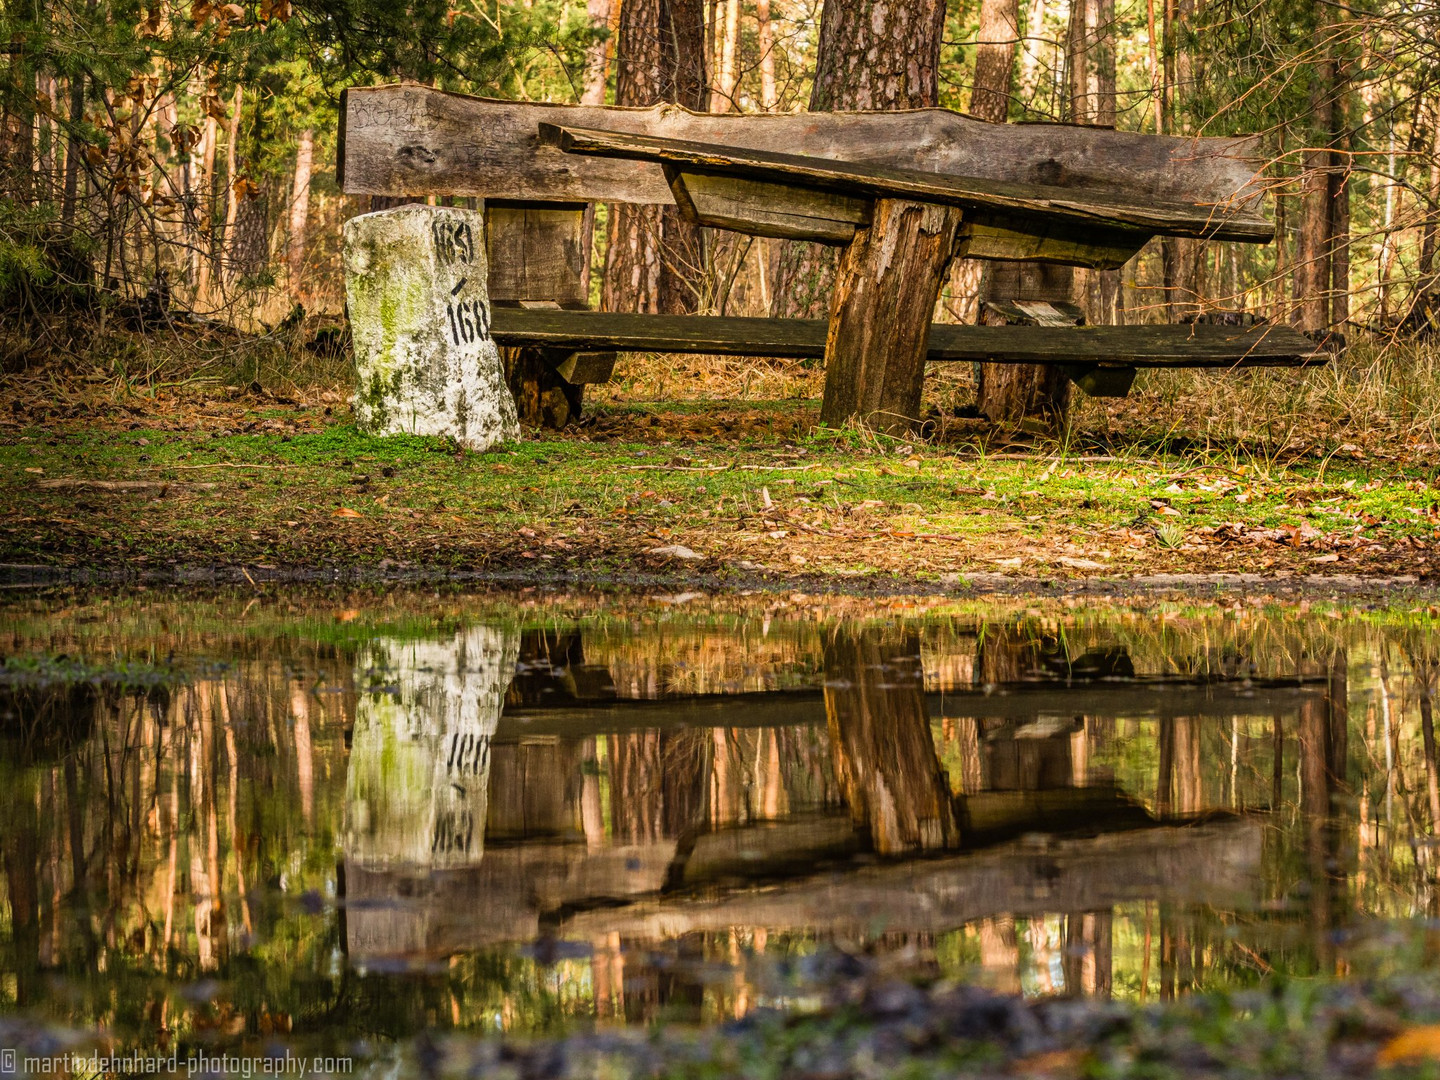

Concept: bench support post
[[820, 198, 966, 435]]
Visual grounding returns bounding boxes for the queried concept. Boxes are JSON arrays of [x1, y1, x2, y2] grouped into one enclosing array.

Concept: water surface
[[1, 589, 1437, 1053]]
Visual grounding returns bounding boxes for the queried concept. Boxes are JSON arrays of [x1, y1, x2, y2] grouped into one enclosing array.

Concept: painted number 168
[[446, 298, 491, 345]]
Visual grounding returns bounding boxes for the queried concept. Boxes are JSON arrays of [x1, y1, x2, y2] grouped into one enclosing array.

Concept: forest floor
[[4, 374, 1440, 588]]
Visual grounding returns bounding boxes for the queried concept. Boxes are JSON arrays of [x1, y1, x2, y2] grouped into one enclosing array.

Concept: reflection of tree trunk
[[607, 730, 709, 843], [1420, 676, 1440, 830], [1, 770, 40, 1005], [1298, 652, 1348, 974], [823, 626, 959, 854], [978, 916, 1020, 992], [1064, 910, 1113, 997], [1172, 717, 1202, 812]]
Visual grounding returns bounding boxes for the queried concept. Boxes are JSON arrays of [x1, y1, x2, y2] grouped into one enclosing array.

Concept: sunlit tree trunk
[[287, 128, 314, 299], [1160, 0, 1202, 318], [221, 86, 243, 293], [711, 0, 740, 112], [771, 0, 946, 318], [757, 0, 778, 110], [581, 0, 615, 105]]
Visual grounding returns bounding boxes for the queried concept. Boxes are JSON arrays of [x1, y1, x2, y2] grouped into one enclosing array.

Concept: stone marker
[[343, 203, 520, 449]]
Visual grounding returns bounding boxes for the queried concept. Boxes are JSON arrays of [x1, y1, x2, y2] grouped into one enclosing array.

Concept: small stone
[[647, 544, 703, 560]]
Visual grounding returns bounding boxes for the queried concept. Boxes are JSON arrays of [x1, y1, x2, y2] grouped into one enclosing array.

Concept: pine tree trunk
[[1160, 0, 1203, 318], [287, 128, 314, 300], [1293, 17, 1335, 333], [580, 0, 614, 105], [193, 113, 219, 305], [771, 0, 946, 318], [221, 86, 243, 294], [711, 0, 740, 112], [757, 0, 778, 110], [61, 75, 84, 226], [1068, 0, 1120, 327], [603, 0, 708, 315]]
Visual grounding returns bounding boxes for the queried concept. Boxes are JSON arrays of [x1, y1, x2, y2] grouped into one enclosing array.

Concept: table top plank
[[539, 123, 1274, 245]]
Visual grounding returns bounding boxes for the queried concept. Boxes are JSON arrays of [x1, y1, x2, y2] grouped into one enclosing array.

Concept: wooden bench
[[338, 84, 1323, 431]]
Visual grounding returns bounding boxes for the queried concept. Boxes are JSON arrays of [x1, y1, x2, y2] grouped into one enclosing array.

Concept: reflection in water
[[346, 628, 519, 869], [1, 596, 1439, 1045]]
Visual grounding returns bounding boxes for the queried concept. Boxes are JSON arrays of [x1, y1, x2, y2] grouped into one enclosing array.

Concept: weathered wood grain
[[485, 201, 590, 306], [339, 83, 1270, 224], [820, 198, 966, 433], [489, 306, 1327, 367], [542, 123, 1269, 248], [668, 168, 871, 242]]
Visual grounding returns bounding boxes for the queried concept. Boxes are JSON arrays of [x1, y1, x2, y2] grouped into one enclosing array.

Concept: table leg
[[820, 198, 966, 435]]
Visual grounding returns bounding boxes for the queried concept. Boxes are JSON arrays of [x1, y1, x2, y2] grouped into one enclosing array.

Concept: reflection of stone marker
[[343, 204, 520, 450], [345, 626, 520, 871]]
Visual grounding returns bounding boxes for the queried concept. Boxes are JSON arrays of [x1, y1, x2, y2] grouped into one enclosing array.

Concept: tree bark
[[1161, 0, 1202, 318], [1068, 0, 1120, 325], [581, 0, 615, 105], [771, 0, 946, 319], [222, 86, 244, 293], [1293, 36, 1335, 332], [972, 0, 1020, 122], [287, 128, 314, 298], [603, 0, 708, 315], [193, 112, 219, 305], [821, 198, 965, 433], [757, 0, 778, 111], [711, 0, 740, 112]]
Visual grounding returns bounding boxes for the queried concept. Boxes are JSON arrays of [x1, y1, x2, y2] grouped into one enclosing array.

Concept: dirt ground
[[4, 379, 1439, 590]]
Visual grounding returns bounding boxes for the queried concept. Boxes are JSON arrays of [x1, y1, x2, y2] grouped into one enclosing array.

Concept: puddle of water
[[1, 590, 1438, 1052]]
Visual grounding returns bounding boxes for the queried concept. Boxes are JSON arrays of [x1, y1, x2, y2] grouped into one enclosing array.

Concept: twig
[[169, 462, 291, 470]]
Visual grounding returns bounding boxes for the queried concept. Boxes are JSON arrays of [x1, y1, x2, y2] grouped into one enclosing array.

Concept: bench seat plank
[[489, 307, 1326, 368], [539, 123, 1272, 247]]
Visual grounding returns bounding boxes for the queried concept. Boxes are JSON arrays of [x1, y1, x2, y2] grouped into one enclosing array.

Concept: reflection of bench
[[339, 85, 1323, 431]]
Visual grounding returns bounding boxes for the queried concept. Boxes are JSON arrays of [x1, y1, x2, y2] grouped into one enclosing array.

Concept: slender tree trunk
[[757, 0, 778, 110], [972, 0, 1020, 122], [1068, 0, 1120, 325], [581, 0, 615, 105], [1419, 109, 1440, 297], [603, 0, 708, 315], [193, 112, 219, 305], [221, 86, 243, 293], [287, 128, 314, 299], [61, 74, 84, 226], [711, 0, 740, 112], [1293, 38, 1336, 331], [771, 0, 947, 318], [824, 626, 960, 854], [1160, 0, 1202, 318]]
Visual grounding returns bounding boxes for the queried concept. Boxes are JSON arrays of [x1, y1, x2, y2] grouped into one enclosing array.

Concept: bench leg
[[503, 346, 583, 428], [820, 198, 966, 435]]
